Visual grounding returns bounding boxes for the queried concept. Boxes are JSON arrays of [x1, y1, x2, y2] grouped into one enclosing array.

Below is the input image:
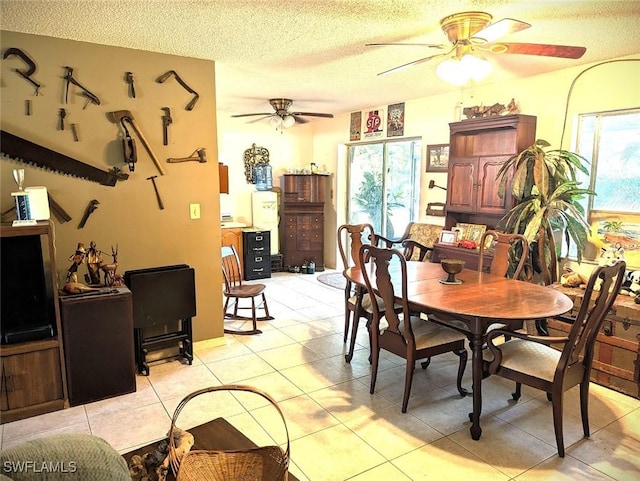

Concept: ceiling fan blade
[[488, 42, 586, 59], [377, 52, 447, 76], [471, 18, 530, 43], [291, 112, 334, 118], [292, 115, 310, 124], [366, 42, 447, 49], [231, 112, 272, 118]]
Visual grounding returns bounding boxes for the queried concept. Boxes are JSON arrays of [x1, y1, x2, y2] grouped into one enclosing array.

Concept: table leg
[[470, 326, 483, 440]]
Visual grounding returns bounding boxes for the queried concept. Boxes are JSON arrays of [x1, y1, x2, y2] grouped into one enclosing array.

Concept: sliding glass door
[[347, 138, 421, 239]]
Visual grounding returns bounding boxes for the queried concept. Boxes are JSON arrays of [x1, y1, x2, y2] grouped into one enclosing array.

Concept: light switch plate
[[190, 203, 201, 219]]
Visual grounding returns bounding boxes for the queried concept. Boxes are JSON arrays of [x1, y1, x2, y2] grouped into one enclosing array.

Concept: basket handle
[[168, 384, 290, 476]]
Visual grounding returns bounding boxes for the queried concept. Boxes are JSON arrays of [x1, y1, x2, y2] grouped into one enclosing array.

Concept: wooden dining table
[[345, 260, 573, 441]]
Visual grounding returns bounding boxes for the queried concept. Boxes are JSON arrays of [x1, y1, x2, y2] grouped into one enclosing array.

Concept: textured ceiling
[[2, 0, 640, 120]]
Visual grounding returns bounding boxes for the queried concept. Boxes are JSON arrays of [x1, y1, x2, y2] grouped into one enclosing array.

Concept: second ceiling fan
[[368, 11, 586, 83], [232, 99, 334, 128]]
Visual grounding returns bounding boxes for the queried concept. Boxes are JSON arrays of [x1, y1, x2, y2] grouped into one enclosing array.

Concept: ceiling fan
[[367, 11, 586, 84], [231, 98, 334, 128]]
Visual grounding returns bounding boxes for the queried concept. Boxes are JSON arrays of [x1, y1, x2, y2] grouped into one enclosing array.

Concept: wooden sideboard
[[548, 284, 640, 399]]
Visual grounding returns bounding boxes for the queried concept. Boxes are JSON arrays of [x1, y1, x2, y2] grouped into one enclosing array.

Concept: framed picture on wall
[[426, 144, 449, 172]]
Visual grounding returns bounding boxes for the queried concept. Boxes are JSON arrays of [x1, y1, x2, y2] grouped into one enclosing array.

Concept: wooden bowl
[[440, 258, 465, 284]]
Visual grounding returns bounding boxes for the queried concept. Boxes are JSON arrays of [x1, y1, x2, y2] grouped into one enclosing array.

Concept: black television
[[1, 234, 55, 344]]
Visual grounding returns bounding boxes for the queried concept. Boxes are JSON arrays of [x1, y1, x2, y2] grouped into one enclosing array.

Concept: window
[[575, 108, 640, 268], [576, 108, 640, 215], [347, 138, 421, 239]]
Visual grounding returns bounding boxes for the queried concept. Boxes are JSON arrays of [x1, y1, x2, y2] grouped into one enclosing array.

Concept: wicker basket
[[169, 385, 290, 481]]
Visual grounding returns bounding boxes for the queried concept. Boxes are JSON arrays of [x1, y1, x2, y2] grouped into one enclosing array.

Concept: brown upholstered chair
[[376, 222, 443, 261], [360, 244, 468, 412], [484, 261, 626, 457], [337, 223, 383, 363], [221, 245, 273, 335]]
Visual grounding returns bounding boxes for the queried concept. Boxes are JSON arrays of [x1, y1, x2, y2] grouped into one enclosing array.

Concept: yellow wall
[[1, 31, 224, 341]]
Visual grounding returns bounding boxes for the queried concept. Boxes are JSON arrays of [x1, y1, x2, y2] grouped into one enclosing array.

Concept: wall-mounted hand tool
[[47, 193, 72, 223], [108, 110, 166, 176], [161, 107, 172, 146], [70, 123, 80, 142], [64, 66, 101, 108], [125, 72, 136, 98], [147, 175, 164, 210], [25, 100, 32, 116], [78, 199, 99, 229], [1, 130, 129, 187], [120, 119, 137, 172], [58, 108, 67, 131], [156, 70, 199, 111], [2, 48, 41, 95], [167, 148, 207, 163]]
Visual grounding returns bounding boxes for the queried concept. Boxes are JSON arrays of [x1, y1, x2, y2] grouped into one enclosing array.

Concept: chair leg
[[402, 360, 415, 413], [370, 346, 380, 395], [512, 382, 522, 401], [343, 305, 351, 343], [261, 293, 272, 319], [223, 296, 230, 318], [251, 297, 258, 332], [552, 390, 565, 457], [345, 316, 360, 363], [420, 357, 431, 369], [580, 380, 590, 438], [454, 348, 469, 397]]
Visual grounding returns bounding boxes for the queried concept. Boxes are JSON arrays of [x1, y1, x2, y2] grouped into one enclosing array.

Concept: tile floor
[[2, 270, 639, 480]]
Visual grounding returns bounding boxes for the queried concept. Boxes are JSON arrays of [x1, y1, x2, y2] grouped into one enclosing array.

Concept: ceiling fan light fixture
[[282, 114, 296, 128], [269, 116, 282, 128], [436, 53, 492, 86]]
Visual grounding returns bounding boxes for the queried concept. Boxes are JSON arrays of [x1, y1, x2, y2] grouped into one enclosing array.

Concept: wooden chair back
[[359, 245, 413, 352], [221, 245, 243, 291], [560, 261, 626, 372], [337, 223, 375, 271], [479, 230, 529, 279]]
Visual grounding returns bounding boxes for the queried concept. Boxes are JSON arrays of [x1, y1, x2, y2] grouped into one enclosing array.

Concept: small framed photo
[[454, 223, 470, 240], [467, 224, 487, 245], [426, 144, 449, 172], [438, 230, 458, 246]]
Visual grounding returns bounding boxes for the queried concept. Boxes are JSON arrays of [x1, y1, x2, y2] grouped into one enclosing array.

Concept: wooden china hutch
[[281, 174, 328, 271], [432, 114, 537, 270]]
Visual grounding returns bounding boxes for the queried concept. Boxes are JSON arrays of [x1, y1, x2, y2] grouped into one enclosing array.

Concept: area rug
[[317, 272, 346, 290]]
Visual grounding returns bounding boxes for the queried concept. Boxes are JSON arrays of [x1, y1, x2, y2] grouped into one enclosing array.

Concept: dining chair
[[360, 244, 468, 412], [479, 230, 530, 279], [221, 245, 273, 335], [484, 260, 626, 457], [337, 223, 383, 363], [481, 229, 531, 335]]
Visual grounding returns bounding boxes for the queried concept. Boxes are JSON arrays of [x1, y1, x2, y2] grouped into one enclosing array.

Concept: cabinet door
[[1, 348, 63, 410], [477, 156, 513, 215], [447, 157, 477, 213]]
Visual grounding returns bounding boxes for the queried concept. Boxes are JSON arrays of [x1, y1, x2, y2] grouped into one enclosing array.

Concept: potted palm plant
[[496, 139, 595, 285]]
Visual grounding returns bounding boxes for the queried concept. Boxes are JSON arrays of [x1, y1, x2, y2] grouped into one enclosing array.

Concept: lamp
[[282, 114, 296, 128], [436, 53, 492, 86], [269, 114, 296, 129], [268, 116, 282, 128]]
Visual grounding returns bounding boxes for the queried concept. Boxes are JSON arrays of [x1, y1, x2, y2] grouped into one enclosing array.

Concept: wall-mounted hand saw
[[1, 130, 128, 187]]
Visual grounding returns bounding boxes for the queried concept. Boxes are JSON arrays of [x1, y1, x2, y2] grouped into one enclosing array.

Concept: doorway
[[347, 138, 421, 239]]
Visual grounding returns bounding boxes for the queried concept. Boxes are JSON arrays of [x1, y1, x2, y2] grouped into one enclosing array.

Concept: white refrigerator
[[251, 191, 279, 255]]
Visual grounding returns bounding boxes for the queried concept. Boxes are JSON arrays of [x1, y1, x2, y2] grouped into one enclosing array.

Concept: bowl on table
[[439, 258, 465, 285]]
